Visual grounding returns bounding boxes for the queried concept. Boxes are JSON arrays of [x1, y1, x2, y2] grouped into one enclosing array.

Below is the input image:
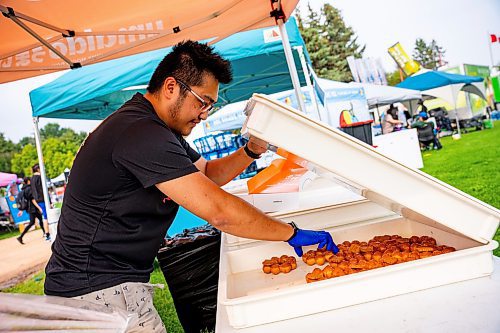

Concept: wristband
[[285, 222, 299, 242], [244, 143, 262, 159]]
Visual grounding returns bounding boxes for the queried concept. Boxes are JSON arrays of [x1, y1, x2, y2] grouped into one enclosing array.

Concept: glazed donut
[[279, 262, 292, 273], [306, 256, 316, 266], [349, 243, 361, 254], [416, 246, 435, 252], [271, 264, 280, 275], [263, 254, 298, 275], [315, 256, 326, 266]]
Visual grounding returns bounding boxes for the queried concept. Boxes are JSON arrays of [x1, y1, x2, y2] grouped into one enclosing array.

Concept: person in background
[[31, 163, 50, 241], [44, 40, 337, 332], [16, 177, 46, 244], [411, 111, 442, 150], [382, 104, 403, 134], [417, 99, 428, 114]]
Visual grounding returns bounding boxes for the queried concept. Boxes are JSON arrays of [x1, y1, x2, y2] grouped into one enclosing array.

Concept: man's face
[[167, 74, 218, 136]]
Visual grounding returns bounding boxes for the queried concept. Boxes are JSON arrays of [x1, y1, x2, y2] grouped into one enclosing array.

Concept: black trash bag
[[157, 225, 221, 333]]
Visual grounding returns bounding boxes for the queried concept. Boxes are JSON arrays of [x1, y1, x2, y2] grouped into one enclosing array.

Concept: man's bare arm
[[156, 171, 294, 241]]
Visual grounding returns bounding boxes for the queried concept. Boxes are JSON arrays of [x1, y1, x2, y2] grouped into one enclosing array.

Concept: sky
[[1, 0, 499, 143]]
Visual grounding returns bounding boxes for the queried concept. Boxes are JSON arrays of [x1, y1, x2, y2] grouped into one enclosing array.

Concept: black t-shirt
[[44, 93, 201, 297], [31, 174, 44, 203], [22, 184, 37, 214]]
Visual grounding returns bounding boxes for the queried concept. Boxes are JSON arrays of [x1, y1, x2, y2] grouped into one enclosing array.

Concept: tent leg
[[295, 45, 322, 120], [453, 90, 461, 138], [277, 19, 306, 113], [377, 105, 383, 134], [33, 117, 51, 233]]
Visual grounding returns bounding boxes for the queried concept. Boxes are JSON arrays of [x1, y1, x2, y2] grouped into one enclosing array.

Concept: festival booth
[[317, 79, 424, 169], [2, 0, 304, 246], [397, 70, 485, 136], [215, 94, 500, 332]]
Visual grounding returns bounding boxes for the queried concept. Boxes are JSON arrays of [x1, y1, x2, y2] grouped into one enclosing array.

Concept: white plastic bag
[[0, 293, 134, 332]]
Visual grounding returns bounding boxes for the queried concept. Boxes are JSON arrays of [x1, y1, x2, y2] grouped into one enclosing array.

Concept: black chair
[[416, 123, 436, 150]]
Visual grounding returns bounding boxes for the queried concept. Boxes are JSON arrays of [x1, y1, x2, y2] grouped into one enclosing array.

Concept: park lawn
[[0, 229, 19, 240], [2, 121, 499, 330], [420, 122, 499, 256]]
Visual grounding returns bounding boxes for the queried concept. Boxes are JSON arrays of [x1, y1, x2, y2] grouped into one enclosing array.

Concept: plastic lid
[[242, 94, 500, 243]]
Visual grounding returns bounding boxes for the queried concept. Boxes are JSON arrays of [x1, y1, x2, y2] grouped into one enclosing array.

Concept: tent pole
[[33, 117, 51, 215], [277, 19, 306, 112], [295, 45, 322, 120], [377, 105, 383, 134], [453, 88, 461, 138]]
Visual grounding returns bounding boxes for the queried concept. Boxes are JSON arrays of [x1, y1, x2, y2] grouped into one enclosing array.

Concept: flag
[[388, 42, 420, 76], [491, 34, 498, 43]]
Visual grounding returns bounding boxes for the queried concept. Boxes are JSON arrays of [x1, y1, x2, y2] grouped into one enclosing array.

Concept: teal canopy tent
[[396, 71, 483, 91], [30, 17, 310, 120]]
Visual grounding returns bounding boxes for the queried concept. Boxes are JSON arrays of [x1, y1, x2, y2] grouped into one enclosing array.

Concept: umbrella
[[0, 172, 17, 187]]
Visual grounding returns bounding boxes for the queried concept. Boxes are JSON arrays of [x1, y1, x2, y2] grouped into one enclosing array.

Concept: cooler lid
[[242, 94, 500, 243]]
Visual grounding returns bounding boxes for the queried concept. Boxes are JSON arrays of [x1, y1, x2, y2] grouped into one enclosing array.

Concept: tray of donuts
[[300, 235, 456, 283], [220, 216, 497, 329], [260, 235, 456, 282]]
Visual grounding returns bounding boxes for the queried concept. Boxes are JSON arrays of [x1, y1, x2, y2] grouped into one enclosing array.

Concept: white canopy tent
[[316, 78, 423, 108], [422, 82, 487, 119]]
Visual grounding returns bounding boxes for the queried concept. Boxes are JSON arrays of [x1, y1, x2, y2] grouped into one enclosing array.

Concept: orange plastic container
[[247, 148, 308, 194]]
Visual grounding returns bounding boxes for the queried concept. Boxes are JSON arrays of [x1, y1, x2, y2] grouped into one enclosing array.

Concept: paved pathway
[[0, 229, 52, 289]]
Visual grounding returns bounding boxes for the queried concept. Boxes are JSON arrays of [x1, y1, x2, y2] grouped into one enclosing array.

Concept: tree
[[297, 3, 365, 82], [412, 38, 446, 70], [10, 123, 87, 178], [40, 123, 65, 139], [0, 133, 17, 173], [10, 143, 37, 177], [18, 136, 35, 148], [386, 69, 404, 86]]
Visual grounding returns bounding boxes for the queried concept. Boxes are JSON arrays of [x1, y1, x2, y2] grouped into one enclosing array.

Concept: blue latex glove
[[287, 228, 339, 257]]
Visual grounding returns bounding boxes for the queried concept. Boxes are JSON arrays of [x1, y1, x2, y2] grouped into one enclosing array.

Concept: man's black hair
[[32, 163, 40, 173], [147, 40, 232, 94]]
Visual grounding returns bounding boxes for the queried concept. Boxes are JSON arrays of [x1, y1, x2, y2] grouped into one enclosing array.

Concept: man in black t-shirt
[[16, 177, 46, 244], [31, 163, 51, 241], [44, 41, 338, 331]]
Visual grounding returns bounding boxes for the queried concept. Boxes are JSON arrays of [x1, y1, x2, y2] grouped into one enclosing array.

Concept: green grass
[[421, 126, 499, 209], [0, 228, 19, 240], [420, 122, 500, 256], [150, 261, 184, 333], [3, 271, 45, 295]]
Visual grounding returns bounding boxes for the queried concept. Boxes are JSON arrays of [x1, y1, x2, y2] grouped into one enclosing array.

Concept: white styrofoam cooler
[[218, 94, 500, 329]]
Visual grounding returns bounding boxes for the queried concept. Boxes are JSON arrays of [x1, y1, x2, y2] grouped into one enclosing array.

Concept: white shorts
[[74, 282, 166, 332]]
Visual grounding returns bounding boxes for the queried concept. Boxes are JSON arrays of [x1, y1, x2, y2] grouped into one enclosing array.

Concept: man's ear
[[162, 77, 177, 100]]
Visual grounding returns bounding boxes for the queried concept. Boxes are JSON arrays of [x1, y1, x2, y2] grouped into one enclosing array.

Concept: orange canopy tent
[[0, 0, 299, 84]]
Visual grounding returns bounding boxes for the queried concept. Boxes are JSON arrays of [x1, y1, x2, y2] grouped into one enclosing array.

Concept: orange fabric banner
[[0, 0, 299, 83]]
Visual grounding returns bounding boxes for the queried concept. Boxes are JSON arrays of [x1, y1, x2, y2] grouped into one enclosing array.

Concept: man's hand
[[287, 228, 339, 257], [246, 136, 268, 155]]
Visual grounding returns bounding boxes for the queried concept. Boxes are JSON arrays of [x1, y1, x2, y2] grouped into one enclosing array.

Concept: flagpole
[[488, 32, 495, 70]]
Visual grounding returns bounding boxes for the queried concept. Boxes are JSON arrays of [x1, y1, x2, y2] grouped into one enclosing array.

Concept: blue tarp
[[30, 17, 309, 119], [396, 71, 483, 91]]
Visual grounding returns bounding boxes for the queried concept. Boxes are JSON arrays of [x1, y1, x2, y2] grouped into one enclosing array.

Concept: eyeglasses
[[176, 78, 214, 113]]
